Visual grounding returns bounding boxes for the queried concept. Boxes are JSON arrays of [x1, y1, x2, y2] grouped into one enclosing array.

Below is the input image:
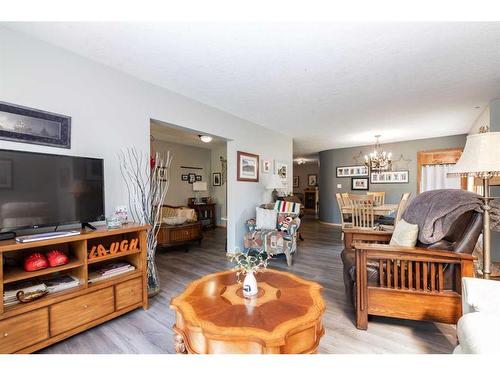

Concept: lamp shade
[[192, 181, 207, 191], [448, 132, 500, 177], [266, 174, 286, 189]]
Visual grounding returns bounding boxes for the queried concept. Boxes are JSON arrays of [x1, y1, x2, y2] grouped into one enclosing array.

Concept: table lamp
[[448, 131, 500, 279], [192, 181, 207, 204], [266, 174, 286, 202]]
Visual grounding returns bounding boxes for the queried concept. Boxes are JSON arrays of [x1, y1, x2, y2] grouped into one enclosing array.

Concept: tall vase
[[243, 271, 258, 297], [147, 255, 161, 297]]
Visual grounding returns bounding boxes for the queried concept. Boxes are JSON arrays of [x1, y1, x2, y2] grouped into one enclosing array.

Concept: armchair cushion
[[389, 219, 418, 247], [461, 277, 500, 314]]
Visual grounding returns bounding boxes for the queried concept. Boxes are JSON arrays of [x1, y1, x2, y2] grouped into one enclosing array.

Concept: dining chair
[[378, 192, 412, 229], [336, 193, 352, 239], [368, 191, 385, 206], [347, 194, 375, 229], [341, 192, 350, 205]]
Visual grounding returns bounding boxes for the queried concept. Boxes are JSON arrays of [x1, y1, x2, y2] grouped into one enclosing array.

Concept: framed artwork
[[195, 175, 202, 181], [293, 176, 299, 188], [274, 160, 288, 180], [237, 151, 259, 182], [370, 170, 409, 184], [351, 177, 369, 190], [213, 172, 221, 186], [0, 101, 71, 149], [262, 160, 271, 174], [308, 174, 318, 186], [188, 173, 196, 184], [0, 159, 13, 189], [336, 165, 369, 178], [181, 174, 189, 181]]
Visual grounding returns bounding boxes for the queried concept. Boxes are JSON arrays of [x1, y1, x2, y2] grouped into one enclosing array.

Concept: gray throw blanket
[[402, 189, 483, 244]]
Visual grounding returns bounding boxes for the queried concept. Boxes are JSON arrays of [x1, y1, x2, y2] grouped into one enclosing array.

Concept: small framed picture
[[262, 160, 271, 174], [195, 175, 202, 181], [336, 165, 368, 178], [370, 170, 409, 184], [274, 160, 288, 180], [308, 174, 318, 186], [181, 174, 189, 181], [213, 172, 221, 186], [293, 176, 299, 188], [188, 173, 196, 184], [351, 177, 369, 190], [237, 151, 259, 182]]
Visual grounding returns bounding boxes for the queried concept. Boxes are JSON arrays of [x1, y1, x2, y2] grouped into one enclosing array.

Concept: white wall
[[468, 106, 490, 134], [0, 27, 292, 252]]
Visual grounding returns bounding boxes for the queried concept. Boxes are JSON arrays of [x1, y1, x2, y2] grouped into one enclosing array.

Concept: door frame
[[417, 148, 466, 193]]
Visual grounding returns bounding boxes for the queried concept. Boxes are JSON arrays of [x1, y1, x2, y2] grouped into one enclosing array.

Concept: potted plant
[[231, 250, 272, 297]]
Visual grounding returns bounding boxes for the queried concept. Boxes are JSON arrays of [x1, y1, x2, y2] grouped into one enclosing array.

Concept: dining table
[[341, 203, 398, 216]]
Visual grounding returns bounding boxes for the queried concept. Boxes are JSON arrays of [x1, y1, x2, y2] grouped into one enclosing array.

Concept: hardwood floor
[[40, 218, 457, 354]]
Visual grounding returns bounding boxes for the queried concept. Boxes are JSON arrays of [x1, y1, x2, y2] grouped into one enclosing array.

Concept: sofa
[[243, 203, 301, 266], [454, 277, 500, 354]]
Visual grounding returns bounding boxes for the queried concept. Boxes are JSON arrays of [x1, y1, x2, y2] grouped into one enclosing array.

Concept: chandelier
[[364, 135, 392, 171]]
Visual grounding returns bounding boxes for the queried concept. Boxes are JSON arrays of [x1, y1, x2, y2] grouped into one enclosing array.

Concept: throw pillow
[[277, 214, 294, 232], [389, 219, 419, 247], [256, 207, 277, 230]]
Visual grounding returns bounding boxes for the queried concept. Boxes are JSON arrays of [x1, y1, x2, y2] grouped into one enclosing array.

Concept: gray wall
[[293, 162, 319, 194], [319, 134, 467, 224]]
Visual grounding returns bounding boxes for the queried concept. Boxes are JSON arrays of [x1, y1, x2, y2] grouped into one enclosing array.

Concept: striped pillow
[[274, 200, 301, 215]]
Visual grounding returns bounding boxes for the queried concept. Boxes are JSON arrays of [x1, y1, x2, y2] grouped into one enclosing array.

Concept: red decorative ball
[[47, 250, 69, 267]]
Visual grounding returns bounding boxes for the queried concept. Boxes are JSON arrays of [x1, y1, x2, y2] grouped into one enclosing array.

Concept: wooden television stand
[[0, 224, 148, 353]]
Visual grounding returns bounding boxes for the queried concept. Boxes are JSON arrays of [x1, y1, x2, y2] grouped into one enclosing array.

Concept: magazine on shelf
[[88, 261, 135, 284], [3, 280, 47, 307], [43, 274, 80, 293]]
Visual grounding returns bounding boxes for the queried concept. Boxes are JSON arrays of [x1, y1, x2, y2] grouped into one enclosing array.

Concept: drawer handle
[[3, 332, 8, 337], [83, 304, 89, 309]]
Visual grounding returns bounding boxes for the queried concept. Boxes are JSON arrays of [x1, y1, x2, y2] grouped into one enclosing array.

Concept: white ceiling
[[6, 22, 500, 156], [151, 119, 226, 149]]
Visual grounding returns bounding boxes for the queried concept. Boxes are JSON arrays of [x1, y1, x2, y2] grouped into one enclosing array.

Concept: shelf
[[3, 259, 84, 284], [3, 284, 86, 313], [88, 269, 141, 287], [87, 248, 142, 264]]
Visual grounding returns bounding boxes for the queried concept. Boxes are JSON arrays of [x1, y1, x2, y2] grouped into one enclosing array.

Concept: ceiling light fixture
[[296, 159, 306, 165], [199, 135, 213, 143], [365, 135, 392, 172]]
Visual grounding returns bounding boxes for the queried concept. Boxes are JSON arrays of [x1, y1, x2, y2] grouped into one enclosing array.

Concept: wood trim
[[417, 148, 465, 193], [237, 151, 259, 182]]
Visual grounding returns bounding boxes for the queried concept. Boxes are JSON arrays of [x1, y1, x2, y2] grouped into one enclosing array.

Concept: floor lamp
[[449, 131, 500, 279]]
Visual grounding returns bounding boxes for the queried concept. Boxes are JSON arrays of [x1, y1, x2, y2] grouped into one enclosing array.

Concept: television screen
[[0, 149, 105, 231]]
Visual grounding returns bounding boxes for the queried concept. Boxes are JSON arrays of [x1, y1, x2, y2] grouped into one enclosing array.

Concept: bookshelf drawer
[[0, 308, 49, 353], [115, 277, 143, 310], [50, 287, 114, 336]]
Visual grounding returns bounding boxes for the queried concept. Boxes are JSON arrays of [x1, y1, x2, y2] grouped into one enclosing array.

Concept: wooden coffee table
[[170, 269, 325, 354]]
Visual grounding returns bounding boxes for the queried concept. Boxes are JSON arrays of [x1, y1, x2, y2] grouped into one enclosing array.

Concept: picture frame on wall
[[293, 176, 299, 188], [274, 160, 288, 181], [308, 174, 318, 186], [237, 151, 259, 182], [213, 172, 221, 186], [181, 174, 189, 181], [370, 170, 409, 184], [188, 173, 196, 184], [195, 175, 202, 182], [262, 160, 271, 174], [0, 101, 71, 149], [336, 165, 368, 178], [351, 177, 369, 190]]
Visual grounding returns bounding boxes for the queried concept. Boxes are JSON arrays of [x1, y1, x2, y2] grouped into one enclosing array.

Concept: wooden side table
[[189, 203, 216, 229], [170, 269, 325, 354], [157, 222, 203, 248]]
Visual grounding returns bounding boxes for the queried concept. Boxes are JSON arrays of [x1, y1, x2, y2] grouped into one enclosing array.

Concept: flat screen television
[[0, 149, 105, 232]]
